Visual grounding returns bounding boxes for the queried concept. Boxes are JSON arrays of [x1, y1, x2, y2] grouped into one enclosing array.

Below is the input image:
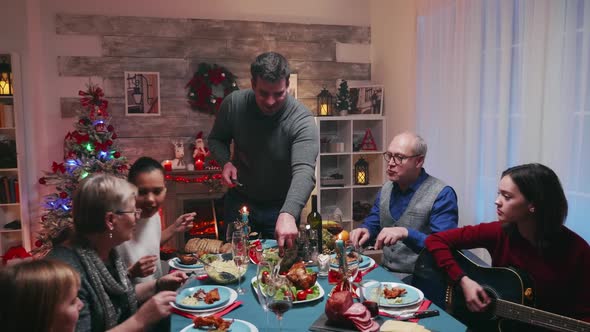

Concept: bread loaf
[[185, 238, 230, 254]]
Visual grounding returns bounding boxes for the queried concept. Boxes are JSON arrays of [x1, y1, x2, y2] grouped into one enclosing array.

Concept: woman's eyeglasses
[[115, 209, 142, 218]]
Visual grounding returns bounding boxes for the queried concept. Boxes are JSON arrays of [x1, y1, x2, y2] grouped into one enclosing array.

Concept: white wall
[[370, 0, 417, 144], [0, 0, 371, 242]]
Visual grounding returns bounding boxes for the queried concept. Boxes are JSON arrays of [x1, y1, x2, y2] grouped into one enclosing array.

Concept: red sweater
[[425, 221, 590, 322]]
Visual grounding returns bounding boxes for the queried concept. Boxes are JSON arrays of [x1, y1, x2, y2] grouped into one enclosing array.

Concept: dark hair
[[128, 156, 164, 184], [250, 52, 290, 83], [501, 163, 568, 249]]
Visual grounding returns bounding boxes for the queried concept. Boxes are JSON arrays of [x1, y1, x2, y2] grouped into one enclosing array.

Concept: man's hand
[[350, 228, 371, 248], [221, 162, 238, 187], [459, 276, 491, 312], [172, 212, 196, 234], [128, 255, 158, 279], [374, 227, 409, 250], [274, 212, 298, 252]]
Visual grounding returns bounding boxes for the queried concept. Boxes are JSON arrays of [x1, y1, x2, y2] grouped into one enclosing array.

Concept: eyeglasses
[[115, 209, 142, 218], [383, 152, 422, 165]]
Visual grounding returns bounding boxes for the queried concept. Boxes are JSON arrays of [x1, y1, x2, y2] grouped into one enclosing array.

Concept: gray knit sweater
[[208, 89, 319, 218]]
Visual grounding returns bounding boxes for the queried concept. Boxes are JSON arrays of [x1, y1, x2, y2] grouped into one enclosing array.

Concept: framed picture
[[348, 84, 383, 115], [288, 73, 298, 99], [124, 71, 161, 116]]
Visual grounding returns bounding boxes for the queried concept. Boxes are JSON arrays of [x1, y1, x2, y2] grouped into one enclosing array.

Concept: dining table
[[170, 261, 467, 332]]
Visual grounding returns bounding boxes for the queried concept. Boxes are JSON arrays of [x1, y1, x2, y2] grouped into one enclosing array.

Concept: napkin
[[354, 263, 378, 282], [212, 301, 243, 318]]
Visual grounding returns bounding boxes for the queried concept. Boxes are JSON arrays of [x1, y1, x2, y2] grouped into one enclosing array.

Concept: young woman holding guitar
[[424, 163, 590, 331]]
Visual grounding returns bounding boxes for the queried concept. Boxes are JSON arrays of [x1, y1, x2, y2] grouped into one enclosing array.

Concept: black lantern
[[316, 87, 333, 116], [0, 57, 12, 96], [354, 157, 369, 185]]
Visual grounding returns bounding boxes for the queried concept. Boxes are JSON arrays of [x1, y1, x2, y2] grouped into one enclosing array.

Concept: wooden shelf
[[0, 229, 21, 234]]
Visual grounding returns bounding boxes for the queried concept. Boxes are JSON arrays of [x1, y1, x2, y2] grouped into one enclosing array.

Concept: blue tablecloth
[[170, 263, 467, 332]]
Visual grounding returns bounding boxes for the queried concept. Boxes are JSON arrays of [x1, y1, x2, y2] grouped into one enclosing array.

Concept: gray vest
[[380, 175, 446, 273]]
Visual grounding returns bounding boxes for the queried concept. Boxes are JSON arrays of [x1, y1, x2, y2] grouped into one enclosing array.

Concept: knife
[[380, 309, 439, 321]]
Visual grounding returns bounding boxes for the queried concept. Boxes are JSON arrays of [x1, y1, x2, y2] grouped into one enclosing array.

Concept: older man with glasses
[[350, 131, 458, 282]]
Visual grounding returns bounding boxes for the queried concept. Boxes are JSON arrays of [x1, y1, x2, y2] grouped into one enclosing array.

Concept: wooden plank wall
[[57, 14, 371, 162]]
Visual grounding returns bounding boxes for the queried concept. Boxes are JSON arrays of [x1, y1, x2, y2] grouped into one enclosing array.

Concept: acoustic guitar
[[412, 249, 590, 332]]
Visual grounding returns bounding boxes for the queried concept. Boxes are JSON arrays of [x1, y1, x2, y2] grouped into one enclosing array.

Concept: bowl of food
[[200, 254, 247, 284], [177, 252, 199, 266]]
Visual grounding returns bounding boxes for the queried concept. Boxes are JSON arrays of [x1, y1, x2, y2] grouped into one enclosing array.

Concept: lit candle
[[320, 103, 328, 116], [241, 206, 249, 223], [163, 160, 172, 172], [357, 171, 366, 184], [194, 159, 204, 170]]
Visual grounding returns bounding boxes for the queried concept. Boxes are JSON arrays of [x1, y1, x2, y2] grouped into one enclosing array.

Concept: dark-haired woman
[[425, 163, 590, 323]]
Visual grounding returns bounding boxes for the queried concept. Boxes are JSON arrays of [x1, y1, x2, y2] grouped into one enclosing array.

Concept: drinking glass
[[263, 275, 294, 332], [231, 231, 248, 294], [256, 261, 273, 328], [359, 280, 382, 317]]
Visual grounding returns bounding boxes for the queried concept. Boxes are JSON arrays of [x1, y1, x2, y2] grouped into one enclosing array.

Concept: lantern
[[354, 157, 369, 185], [316, 87, 333, 116], [0, 57, 12, 96]]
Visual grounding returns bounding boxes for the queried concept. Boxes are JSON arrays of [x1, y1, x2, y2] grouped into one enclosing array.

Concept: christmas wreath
[[186, 63, 239, 114]]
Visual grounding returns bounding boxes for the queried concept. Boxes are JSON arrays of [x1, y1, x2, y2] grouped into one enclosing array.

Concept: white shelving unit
[[0, 52, 30, 257], [314, 115, 385, 231]]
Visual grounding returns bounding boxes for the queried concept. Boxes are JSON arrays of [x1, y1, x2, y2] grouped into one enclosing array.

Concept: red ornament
[[107, 125, 114, 132], [79, 119, 86, 125], [35, 240, 43, 247], [113, 151, 121, 158], [106, 140, 113, 146], [111, 133, 118, 139], [39, 177, 46, 184], [59, 192, 68, 199]]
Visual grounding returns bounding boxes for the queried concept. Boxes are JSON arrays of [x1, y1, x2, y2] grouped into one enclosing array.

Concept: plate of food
[[329, 252, 373, 270], [379, 282, 423, 308], [248, 240, 280, 265], [175, 285, 231, 310], [251, 262, 324, 304], [169, 258, 204, 272], [180, 317, 258, 332], [171, 286, 237, 314]]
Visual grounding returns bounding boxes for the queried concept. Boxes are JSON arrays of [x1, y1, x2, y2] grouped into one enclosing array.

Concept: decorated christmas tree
[[336, 80, 352, 114], [33, 84, 129, 257]]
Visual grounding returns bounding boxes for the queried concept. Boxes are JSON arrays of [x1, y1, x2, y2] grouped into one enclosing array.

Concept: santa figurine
[[192, 132, 210, 170]]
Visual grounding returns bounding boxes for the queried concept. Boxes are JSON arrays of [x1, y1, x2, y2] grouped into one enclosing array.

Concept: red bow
[[94, 141, 109, 151], [52, 162, 66, 173]]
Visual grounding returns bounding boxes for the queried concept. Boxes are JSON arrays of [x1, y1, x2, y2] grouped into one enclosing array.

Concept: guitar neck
[[495, 299, 590, 332]]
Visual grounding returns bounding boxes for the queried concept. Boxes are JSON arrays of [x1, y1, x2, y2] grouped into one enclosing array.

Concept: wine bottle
[[307, 195, 322, 252]]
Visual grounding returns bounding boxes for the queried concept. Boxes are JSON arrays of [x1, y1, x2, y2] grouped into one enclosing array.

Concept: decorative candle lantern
[[354, 157, 369, 185], [0, 57, 12, 96], [316, 87, 333, 116]]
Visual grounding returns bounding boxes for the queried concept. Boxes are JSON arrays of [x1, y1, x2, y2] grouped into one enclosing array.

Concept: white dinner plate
[[179, 318, 258, 332], [250, 276, 325, 304], [171, 286, 238, 314]]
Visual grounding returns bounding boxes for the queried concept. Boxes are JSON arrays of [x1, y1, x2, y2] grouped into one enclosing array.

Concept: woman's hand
[[134, 291, 176, 326], [156, 271, 188, 291], [459, 276, 491, 312], [127, 255, 158, 278]]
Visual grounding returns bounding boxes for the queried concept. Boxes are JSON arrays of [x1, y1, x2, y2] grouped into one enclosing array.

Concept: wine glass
[[256, 261, 273, 327], [326, 212, 344, 237], [231, 231, 248, 294], [263, 275, 294, 332]]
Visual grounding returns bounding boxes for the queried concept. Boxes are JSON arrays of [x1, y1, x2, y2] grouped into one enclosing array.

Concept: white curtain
[[416, 0, 590, 242]]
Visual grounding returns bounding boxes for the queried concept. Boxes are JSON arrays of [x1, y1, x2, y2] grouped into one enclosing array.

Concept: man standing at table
[[350, 132, 458, 281], [208, 52, 319, 250]]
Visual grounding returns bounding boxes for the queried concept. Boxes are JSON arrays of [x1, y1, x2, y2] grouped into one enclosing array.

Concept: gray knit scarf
[[74, 246, 138, 329]]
